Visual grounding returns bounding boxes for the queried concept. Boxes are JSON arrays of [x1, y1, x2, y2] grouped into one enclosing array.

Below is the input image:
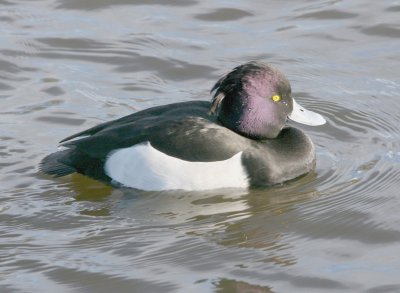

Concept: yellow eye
[[272, 95, 281, 102]]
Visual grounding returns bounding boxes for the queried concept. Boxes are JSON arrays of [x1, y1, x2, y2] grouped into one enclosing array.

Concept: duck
[[40, 61, 326, 191]]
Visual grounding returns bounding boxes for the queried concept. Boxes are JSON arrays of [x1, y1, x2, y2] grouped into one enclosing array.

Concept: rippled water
[[1, 0, 400, 292]]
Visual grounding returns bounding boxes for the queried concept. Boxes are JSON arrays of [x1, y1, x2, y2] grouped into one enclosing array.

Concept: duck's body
[[41, 62, 325, 191]]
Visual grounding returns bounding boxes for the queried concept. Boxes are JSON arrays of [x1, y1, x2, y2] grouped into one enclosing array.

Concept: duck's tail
[[39, 149, 77, 177]]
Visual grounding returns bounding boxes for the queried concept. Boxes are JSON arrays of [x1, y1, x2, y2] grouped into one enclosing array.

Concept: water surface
[[1, 0, 400, 292]]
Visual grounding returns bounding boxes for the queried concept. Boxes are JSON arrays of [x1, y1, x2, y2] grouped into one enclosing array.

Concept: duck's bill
[[288, 98, 326, 126]]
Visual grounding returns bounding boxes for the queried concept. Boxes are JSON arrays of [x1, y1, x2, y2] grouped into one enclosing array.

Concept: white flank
[[104, 142, 249, 191]]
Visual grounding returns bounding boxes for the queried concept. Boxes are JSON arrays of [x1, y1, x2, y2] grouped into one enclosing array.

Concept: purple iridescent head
[[210, 61, 325, 139]]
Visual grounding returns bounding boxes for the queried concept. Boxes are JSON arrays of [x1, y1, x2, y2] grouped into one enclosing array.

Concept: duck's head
[[210, 61, 325, 139]]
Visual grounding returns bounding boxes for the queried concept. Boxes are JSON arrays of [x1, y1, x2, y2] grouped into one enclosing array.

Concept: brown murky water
[[1, 1, 400, 292]]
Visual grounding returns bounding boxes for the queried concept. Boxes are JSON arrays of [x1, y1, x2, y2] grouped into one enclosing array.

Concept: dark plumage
[[40, 61, 325, 189]]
